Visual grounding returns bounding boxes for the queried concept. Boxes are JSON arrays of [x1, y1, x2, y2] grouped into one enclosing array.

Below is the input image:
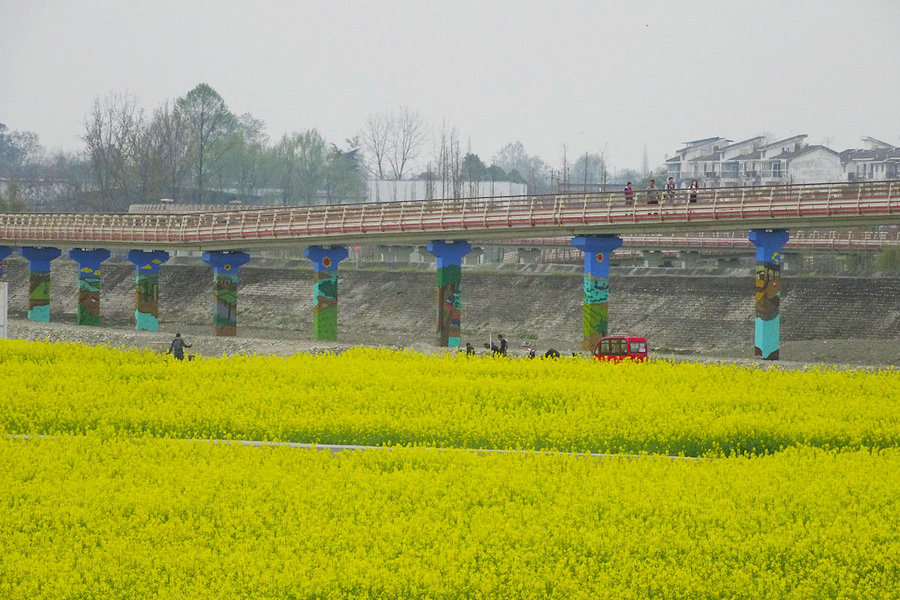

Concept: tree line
[[2, 82, 619, 213]]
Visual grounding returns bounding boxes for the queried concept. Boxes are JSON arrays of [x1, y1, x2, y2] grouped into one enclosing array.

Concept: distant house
[[667, 134, 845, 187], [841, 137, 900, 182]]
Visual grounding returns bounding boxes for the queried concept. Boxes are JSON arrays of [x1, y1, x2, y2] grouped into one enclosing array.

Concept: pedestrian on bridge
[[665, 177, 677, 204], [623, 182, 634, 205], [689, 180, 699, 203], [646, 179, 660, 205]]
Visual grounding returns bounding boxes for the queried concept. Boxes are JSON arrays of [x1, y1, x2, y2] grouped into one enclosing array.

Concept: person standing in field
[[497, 334, 508, 356], [168, 333, 192, 361]]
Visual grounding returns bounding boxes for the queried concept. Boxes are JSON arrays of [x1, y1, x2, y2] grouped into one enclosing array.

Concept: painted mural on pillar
[[436, 263, 463, 347], [312, 271, 339, 340], [28, 270, 51, 322], [582, 273, 610, 350], [754, 257, 782, 360], [77, 267, 102, 326], [135, 271, 160, 331], [213, 271, 239, 336]]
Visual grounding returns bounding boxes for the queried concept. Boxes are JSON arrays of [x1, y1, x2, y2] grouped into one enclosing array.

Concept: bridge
[[1, 181, 898, 359]]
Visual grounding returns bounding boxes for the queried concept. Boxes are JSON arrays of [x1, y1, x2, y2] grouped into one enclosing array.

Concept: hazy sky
[[2, 0, 899, 174]]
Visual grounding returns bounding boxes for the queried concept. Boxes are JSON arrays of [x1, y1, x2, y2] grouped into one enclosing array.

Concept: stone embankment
[[2, 256, 898, 366]]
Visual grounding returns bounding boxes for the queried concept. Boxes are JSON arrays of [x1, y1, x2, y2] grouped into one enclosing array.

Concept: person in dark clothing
[[497, 334, 508, 356], [483, 342, 501, 355], [543, 349, 561, 359], [168, 333, 192, 361], [465, 342, 476, 356]]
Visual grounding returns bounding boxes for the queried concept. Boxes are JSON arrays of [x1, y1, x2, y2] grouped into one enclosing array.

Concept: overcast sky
[[2, 0, 898, 174]]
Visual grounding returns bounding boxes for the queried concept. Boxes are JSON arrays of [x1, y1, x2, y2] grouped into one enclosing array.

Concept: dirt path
[[5, 318, 897, 370]]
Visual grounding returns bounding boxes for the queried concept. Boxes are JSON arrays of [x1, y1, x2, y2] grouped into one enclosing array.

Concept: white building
[[366, 180, 527, 203], [841, 137, 900, 182], [667, 135, 845, 187]]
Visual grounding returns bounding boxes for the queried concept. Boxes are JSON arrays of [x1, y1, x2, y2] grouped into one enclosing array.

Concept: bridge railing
[[0, 181, 896, 246]]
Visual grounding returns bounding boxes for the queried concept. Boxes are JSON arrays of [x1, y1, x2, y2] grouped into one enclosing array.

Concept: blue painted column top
[[202, 250, 251, 273], [571, 235, 623, 276], [0, 246, 11, 276], [748, 229, 790, 262], [304, 246, 349, 273], [426, 240, 472, 266], [20, 246, 62, 270], [69, 248, 111, 270], [126, 249, 170, 272]]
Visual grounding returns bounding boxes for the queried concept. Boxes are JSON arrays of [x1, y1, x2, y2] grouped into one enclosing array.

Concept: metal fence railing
[[0, 181, 897, 249]]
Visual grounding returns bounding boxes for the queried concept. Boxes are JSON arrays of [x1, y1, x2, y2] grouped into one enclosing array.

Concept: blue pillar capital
[[126, 249, 170, 273], [571, 235, 623, 277], [202, 250, 251, 274], [20, 246, 62, 270], [304, 245, 349, 273], [68, 248, 111, 270], [748, 229, 790, 264], [426, 240, 472, 269]]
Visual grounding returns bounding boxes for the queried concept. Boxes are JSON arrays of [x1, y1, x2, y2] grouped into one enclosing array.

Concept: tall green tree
[[323, 141, 366, 205], [176, 83, 236, 202], [274, 130, 327, 205], [0, 123, 42, 177], [461, 153, 487, 181]]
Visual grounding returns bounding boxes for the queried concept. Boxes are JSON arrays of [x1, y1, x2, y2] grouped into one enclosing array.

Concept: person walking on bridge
[[645, 179, 659, 206], [167, 333, 192, 361], [665, 177, 677, 204]]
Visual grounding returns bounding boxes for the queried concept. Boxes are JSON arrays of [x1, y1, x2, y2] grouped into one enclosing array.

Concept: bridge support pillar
[[427, 240, 472, 348], [572, 235, 623, 351], [19, 247, 62, 322], [679, 250, 702, 269], [126, 250, 170, 331], [463, 247, 483, 266], [517, 248, 541, 264], [749, 229, 789, 360], [379, 245, 414, 263], [304, 246, 349, 341], [202, 250, 251, 337], [642, 250, 664, 268], [68, 248, 111, 326], [716, 257, 741, 269], [0, 246, 11, 277], [782, 252, 803, 272]]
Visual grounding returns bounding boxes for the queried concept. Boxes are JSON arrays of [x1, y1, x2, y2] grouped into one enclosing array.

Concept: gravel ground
[[5, 318, 897, 370]]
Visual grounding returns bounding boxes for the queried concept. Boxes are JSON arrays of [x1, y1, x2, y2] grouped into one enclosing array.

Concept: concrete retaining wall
[[2, 256, 898, 352]]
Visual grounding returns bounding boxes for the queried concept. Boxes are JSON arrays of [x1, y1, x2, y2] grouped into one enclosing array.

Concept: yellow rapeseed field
[[2, 436, 899, 599], [0, 339, 897, 455]]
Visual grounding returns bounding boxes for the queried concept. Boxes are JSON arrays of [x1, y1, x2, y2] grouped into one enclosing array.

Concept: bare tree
[[361, 106, 427, 181], [387, 106, 427, 180], [82, 92, 144, 210], [360, 111, 390, 179], [146, 100, 191, 201]]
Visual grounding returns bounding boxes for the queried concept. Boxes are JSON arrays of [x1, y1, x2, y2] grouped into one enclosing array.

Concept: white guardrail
[[0, 181, 897, 249]]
